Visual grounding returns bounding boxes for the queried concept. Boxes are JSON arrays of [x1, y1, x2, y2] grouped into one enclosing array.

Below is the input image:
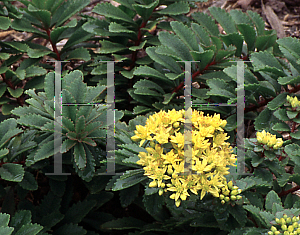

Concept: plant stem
[[46, 28, 61, 60], [278, 185, 300, 197]]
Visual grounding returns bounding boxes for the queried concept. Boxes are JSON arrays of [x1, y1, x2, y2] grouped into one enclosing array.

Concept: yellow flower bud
[[283, 231, 289, 235], [224, 197, 230, 202], [288, 225, 294, 232], [236, 195, 242, 200], [150, 141, 156, 148], [175, 200, 181, 207], [298, 228, 300, 233], [282, 224, 287, 230], [149, 180, 157, 187], [219, 195, 225, 200], [221, 200, 225, 204], [161, 182, 165, 188], [276, 218, 280, 224], [238, 189, 242, 194], [228, 181, 233, 189], [294, 222, 299, 228], [159, 189, 164, 196], [281, 218, 286, 224], [268, 232, 273, 235], [223, 190, 230, 196], [231, 190, 238, 196], [230, 195, 237, 201], [232, 186, 239, 190], [271, 226, 277, 232], [293, 217, 298, 222], [173, 122, 180, 128], [275, 231, 280, 235], [287, 217, 292, 224]]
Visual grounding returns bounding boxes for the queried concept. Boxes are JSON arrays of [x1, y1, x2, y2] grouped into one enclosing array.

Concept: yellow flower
[[131, 109, 236, 207], [256, 130, 283, 149]]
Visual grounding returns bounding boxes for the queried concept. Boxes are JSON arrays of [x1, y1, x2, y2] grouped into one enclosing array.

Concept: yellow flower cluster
[[287, 95, 300, 108], [131, 109, 237, 207], [219, 181, 242, 204], [256, 130, 283, 149], [268, 215, 300, 235]]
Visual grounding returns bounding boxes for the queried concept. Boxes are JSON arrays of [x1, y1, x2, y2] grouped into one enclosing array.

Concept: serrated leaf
[[158, 31, 193, 61], [34, 138, 60, 161], [119, 184, 139, 207], [192, 12, 219, 37], [0, 16, 11, 30], [191, 23, 211, 46], [101, 217, 146, 230], [278, 76, 300, 85], [74, 142, 86, 170], [143, 193, 164, 217], [247, 10, 265, 36], [93, 2, 134, 23], [237, 23, 256, 52], [14, 223, 43, 235], [133, 79, 165, 96], [209, 7, 237, 34], [146, 47, 182, 74], [0, 163, 24, 182], [268, 92, 288, 110], [156, 2, 189, 15], [109, 22, 135, 34], [28, 4, 51, 29], [285, 144, 300, 166], [99, 40, 127, 54], [272, 122, 290, 132], [129, 40, 147, 51], [265, 190, 282, 212], [0, 213, 10, 227], [220, 32, 243, 56], [7, 87, 23, 98], [18, 171, 38, 190], [61, 47, 91, 61], [63, 200, 96, 224], [25, 66, 47, 78], [170, 21, 198, 51], [133, 66, 167, 80], [112, 169, 147, 191], [53, 223, 86, 235], [207, 78, 236, 98], [229, 205, 247, 227]]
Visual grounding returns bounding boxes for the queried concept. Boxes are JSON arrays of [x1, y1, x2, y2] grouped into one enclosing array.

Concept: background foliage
[[1, 0, 300, 234]]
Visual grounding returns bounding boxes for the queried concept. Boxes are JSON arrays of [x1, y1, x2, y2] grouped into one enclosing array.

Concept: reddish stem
[[172, 61, 216, 94], [278, 185, 300, 197], [46, 28, 61, 60]]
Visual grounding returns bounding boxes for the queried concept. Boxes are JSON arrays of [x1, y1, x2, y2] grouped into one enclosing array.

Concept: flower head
[[256, 130, 283, 149], [131, 109, 236, 207]]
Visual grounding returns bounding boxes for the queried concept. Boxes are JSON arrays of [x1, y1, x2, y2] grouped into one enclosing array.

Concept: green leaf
[[0, 213, 10, 227], [170, 21, 198, 51], [0, 163, 24, 182], [51, 0, 89, 27], [0, 227, 14, 235], [254, 107, 275, 130], [119, 184, 139, 208], [7, 87, 23, 98], [146, 47, 182, 74], [278, 76, 300, 85], [228, 205, 247, 227], [209, 7, 237, 34], [0, 16, 11, 30], [61, 47, 91, 61], [287, 110, 298, 119], [237, 23, 256, 52], [18, 172, 38, 190], [290, 130, 300, 140], [191, 23, 211, 46], [247, 10, 265, 36], [12, 18, 46, 36], [156, 2, 189, 15], [129, 40, 147, 51], [101, 217, 146, 230], [273, 109, 289, 122], [132, 0, 158, 20], [207, 78, 236, 98], [27, 48, 51, 58], [93, 2, 134, 23], [63, 200, 96, 224], [74, 142, 86, 170], [14, 223, 43, 235], [34, 138, 60, 162], [230, 9, 253, 26], [25, 66, 47, 78], [285, 144, 300, 166], [0, 148, 9, 158], [143, 193, 164, 217], [112, 169, 147, 191], [133, 79, 165, 96], [98, 40, 127, 54], [158, 31, 193, 61], [108, 22, 135, 34], [220, 33, 243, 57], [53, 223, 86, 235], [28, 4, 51, 29], [133, 66, 167, 80], [265, 190, 282, 212], [255, 34, 277, 51], [272, 122, 290, 132], [192, 12, 219, 37], [268, 92, 288, 110]]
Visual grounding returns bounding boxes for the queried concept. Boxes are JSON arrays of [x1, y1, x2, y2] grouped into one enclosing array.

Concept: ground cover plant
[[1, 0, 300, 234]]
